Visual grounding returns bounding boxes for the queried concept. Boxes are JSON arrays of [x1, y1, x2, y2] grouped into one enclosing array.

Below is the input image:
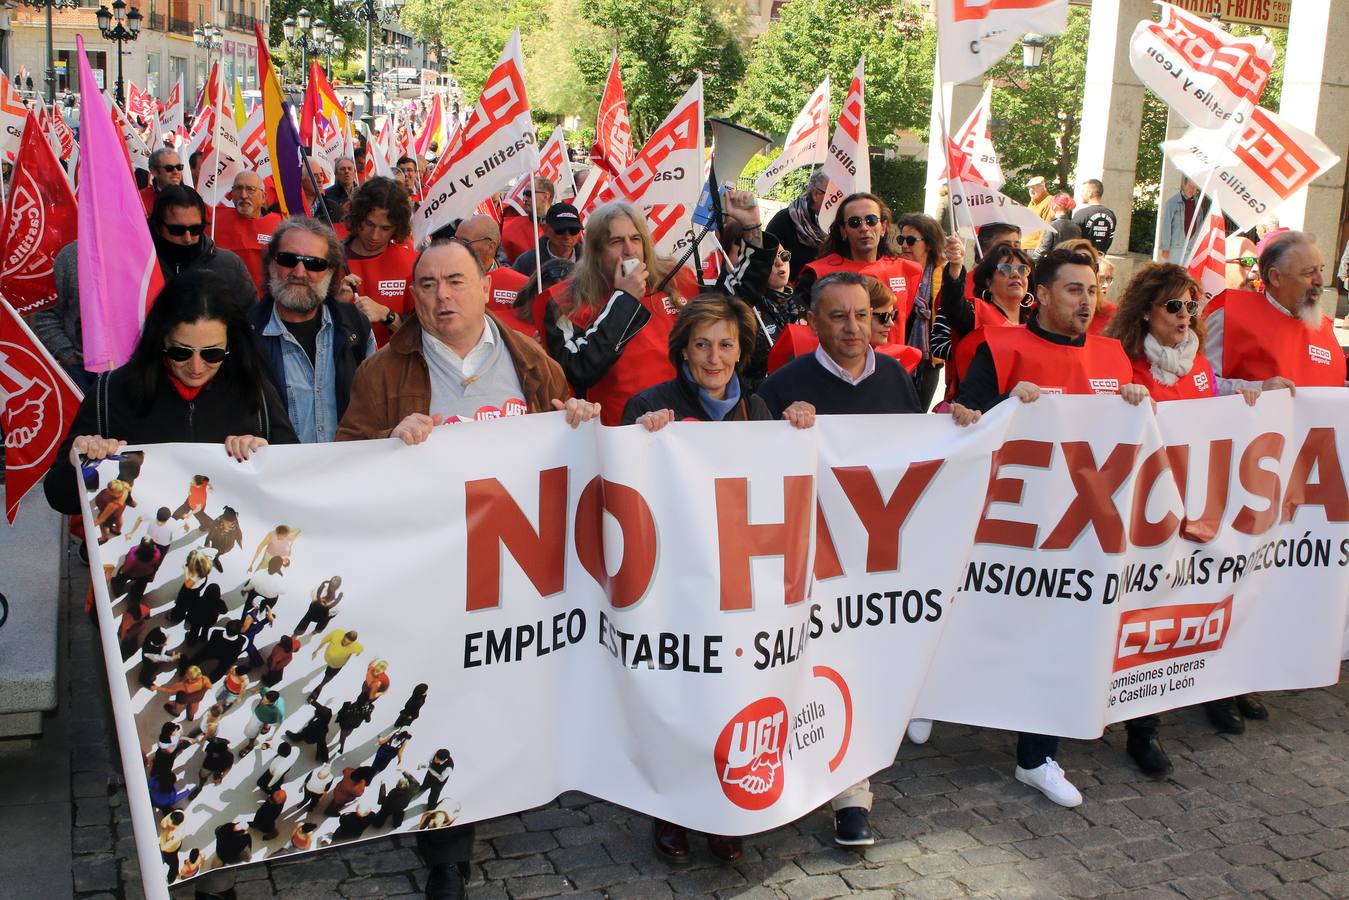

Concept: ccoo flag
[[817, 58, 868, 231], [755, 77, 830, 197], [254, 23, 306, 217], [0, 112, 79, 315], [74, 35, 164, 371], [937, 0, 1067, 86]]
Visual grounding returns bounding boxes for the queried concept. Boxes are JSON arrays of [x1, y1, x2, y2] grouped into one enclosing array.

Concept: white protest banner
[[1162, 105, 1341, 231], [817, 59, 867, 232], [754, 76, 830, 197], [79, 394, 1349, 897], [937, 0, 1067, 87], [414, 30, 539, 244], [947, 178, 1052, 236], [1128, 1, 1273, 132]]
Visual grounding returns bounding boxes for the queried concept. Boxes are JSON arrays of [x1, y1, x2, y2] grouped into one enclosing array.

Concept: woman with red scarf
[[44, 270, 298, 516]]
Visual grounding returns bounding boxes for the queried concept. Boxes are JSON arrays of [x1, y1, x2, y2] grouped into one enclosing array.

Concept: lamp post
[[350, 0, 404, 126], [96, 0, 143, 108], [1021, 33, 1046, 70], [22, 0, 81, 103], [283, 8, 327, 77], [322, 33, 345, 81]]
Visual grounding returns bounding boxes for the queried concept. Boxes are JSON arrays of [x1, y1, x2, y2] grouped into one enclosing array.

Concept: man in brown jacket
[[335, 237, 596, 900], [337, 238, 598, 444]]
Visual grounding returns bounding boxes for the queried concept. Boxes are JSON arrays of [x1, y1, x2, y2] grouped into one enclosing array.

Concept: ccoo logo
[[714, 697, 788, 810]]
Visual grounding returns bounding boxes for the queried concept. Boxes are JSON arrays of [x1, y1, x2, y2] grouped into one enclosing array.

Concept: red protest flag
[[0, 300, 82, 523], [1, 113, 79, 316]]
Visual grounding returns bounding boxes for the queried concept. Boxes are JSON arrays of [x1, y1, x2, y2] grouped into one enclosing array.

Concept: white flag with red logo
[[937, 0, 1067, 86], [943, 84, 1004, 191], [238, 105, 272, 179], [505, 126, 576, 213], [158, 77, 184, 138], [413, 30, 539, 244], [0, 300, 81, 523], [1186, 198, 1227, 304], [817, 59, 868, 232], [359, 120, 393, 182], [0, 112, 78, 315], [1129, 1, 1273, 132], [127, 82, 156, 121], [1161, 105, 1341, 231], [755, 76, 830, 197], [575, 53, 635, 216], [948, 179, 1057, 237], [0, 69, 29, 162], [195, 104, 244, 208], [107, 91, 152, 173]]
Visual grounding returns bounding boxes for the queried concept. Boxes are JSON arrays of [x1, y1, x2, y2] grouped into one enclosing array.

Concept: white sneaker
[[1014, 757, 1083, 808], [906, 718, 933, 744]]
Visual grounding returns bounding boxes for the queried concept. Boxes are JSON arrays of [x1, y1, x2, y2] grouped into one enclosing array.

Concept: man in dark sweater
[[754, 271, 919, 851], [756, 271, 922, 419]]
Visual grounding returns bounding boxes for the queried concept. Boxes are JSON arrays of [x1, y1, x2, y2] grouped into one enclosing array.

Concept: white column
[[1276, 0, 1349, 273], [1074, 0, 1153, 255]]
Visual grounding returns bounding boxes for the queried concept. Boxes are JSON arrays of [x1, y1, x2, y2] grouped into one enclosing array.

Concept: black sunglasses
[[898, 235, 920, 246], [274, 251, 332, 272], [163, 223, 206, 237], [873, 310, 897, 325], [164, 344, 229, 364], [158, 163, 185, 172], [846, 214, 881, 228], [1161, 299, 1200, 316], [554, 227, 581, 236], [776, 250, 791, 263]]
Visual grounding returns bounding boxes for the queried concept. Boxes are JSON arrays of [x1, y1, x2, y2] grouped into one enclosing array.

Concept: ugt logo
[[714, 697, 788, 810]]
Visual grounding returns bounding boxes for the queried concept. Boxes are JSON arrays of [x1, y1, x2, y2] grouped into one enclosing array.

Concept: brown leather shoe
[[652, 819, 691, 864], [706, 834, 744, 863]]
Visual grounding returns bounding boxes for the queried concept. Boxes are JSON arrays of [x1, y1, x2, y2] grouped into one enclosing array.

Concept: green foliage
[[268, 0, 365, 78], [571, 0, 747, 138], [398, 0, 549, 100], [731, 0, 932, 143]]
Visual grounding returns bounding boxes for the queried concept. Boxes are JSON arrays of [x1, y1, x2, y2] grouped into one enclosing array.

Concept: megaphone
[[708, 118, 772, 188]]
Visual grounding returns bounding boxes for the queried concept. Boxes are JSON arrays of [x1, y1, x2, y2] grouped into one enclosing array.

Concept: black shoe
[[425, 864, 465, 900], [1126, 736, 1174, 777], [833, 807, 874, 847], [1236, 694, 1269, 720], [1205, 698, 1245, 734]]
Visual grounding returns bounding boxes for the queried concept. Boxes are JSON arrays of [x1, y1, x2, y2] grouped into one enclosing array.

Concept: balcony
[[168, 16, 193, 35], [147, 11, 165, 30], [225, 12, 259, 32]]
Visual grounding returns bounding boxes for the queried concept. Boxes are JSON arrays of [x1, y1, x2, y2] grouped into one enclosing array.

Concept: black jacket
[[621, 369, 772, 425], [151, 232, 259, 313], [247, 295, 373, 428], [44, 367, 298, 516], [765, 206, 821, 283]]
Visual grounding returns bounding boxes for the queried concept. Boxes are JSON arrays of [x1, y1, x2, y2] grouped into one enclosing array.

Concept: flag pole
[[1179, 168, 1218, 268], [531, 176, 544, 298], [211, 63, 223, 241]]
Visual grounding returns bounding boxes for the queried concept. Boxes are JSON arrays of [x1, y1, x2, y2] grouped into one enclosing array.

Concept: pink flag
[[75, 35, 164, 371]]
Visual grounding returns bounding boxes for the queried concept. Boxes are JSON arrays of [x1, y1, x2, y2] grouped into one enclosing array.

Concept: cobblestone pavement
[[17, 551, 1349, 900]]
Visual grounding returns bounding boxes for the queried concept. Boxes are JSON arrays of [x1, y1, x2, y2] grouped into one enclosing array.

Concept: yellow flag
[[233, 77, 247, 131]]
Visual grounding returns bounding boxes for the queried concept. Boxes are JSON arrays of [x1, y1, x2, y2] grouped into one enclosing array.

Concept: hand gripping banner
[[78, 393, 1349, 897]]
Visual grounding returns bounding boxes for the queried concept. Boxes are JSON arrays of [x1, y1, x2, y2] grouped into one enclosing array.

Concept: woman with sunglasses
[[940, 244, 1035, 403], [895, 213, 953, 409], [44, 271, 298, 518]]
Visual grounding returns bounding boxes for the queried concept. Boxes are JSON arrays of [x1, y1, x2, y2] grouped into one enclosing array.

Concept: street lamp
[[322, 33, 346, 81], [283, 9, 327, 76], [349, 0, 405, 126], [96, 0, 143, 108], [1021, 33, 1046, 70], [193, 22, 222, 51], [21, 0, 82, 103]]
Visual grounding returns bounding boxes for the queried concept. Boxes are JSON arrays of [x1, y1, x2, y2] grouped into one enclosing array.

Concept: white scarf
[[1143, 330, 1198, 386]]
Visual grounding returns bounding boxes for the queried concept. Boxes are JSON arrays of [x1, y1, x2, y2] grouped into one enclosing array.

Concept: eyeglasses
[[1160, 298, 1200, 316], [996, 262, 1031, 278], [162, 223, 206, 237], [845, 214, 881, 229], [233, 185, 261, 194], [1100, 276, 1115, 287], [872, 310, 897, 325], [1226, 256, 1257, 268], [898, 235, 920, 247], [164, 344, 229, 364], [776, 250, 791, 263], [462, 237, 495, 248], [554, 227, 581, 236], [158, 163, 185, 172], [274, 251, 332, 272]]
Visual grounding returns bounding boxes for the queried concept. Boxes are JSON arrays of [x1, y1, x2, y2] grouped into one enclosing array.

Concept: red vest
[[953, 299, 1019, 384], [344, 241, 419, 346], [802, 253, 923, 334], [985, 326, 1133, 396], [566, 289, 680, 426], [487, 266, 538, 343], [1215, 289, 1346, 387], [211, 205, 283, 294], [874, 342, 922, 374], [1130, 353, 1216, 401]]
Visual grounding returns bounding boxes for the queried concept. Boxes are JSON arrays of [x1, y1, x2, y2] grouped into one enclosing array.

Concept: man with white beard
[[247, 218, 377, 443], [1205, 231, 1346, 391]]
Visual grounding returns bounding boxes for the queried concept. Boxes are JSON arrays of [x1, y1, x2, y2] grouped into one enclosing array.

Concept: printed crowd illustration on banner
[[79, 393, 1349, 897]]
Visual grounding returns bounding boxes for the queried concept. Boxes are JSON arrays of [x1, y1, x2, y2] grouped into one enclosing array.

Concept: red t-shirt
[[501, 214, 540, 264], [211, 205, 283, 294], [344, 241, 418, 346]]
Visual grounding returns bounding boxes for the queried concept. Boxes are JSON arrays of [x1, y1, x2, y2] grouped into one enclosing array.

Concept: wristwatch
[[383, 311, 396, 327]]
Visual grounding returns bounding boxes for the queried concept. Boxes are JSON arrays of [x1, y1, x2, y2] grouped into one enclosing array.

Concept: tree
[[572, 0, 747, 138], [268, 0, 364, 83], [398, 0, 549, 101], [731, 0, 933, 143]]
